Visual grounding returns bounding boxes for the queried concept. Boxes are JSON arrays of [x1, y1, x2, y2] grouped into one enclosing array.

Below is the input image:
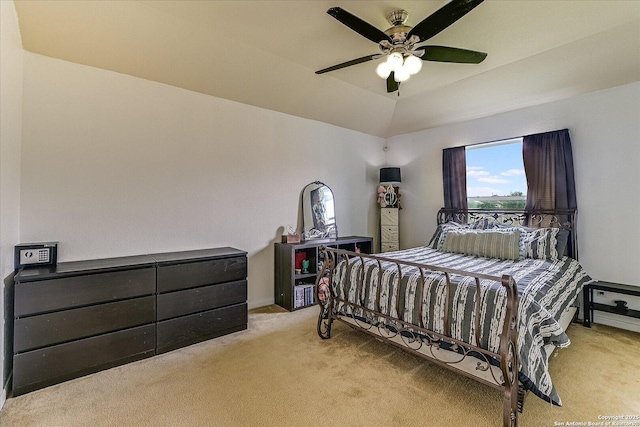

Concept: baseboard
[[593, 311, 640, 333], [0, 386, 6, 412], [248, 297, 274, 310], [2, 369, 12, 405]]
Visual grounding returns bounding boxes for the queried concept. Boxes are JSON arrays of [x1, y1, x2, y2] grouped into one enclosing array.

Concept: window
[[466, 138, 526, 209]]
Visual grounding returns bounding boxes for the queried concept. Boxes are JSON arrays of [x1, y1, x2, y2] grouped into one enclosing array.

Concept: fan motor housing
[[384, 9, 412, 43], [384, 25, 412, 42]]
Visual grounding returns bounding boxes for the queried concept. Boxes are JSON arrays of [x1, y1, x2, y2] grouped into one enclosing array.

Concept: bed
[[314, 208, 593, 427]]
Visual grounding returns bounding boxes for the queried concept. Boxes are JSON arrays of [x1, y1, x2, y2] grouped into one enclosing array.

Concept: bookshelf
[[274, 236, 373, 311]]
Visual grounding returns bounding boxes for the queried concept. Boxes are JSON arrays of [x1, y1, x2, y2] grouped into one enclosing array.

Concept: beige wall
[[20, 52, 385, 310], [386, 82, 640, 287], [0, 0, 23, 408]]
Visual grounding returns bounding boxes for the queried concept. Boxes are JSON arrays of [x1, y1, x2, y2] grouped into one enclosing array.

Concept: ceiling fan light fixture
[[404, 55, 423, 75], [376, 62, 392, 79], [394, 67, 411, 83], [320, 1, 487, 93], [386, 52, 404, 72]]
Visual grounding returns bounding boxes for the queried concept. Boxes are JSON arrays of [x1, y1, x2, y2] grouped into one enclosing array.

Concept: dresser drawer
[[14, 296, 155, 353], [381, 243, 400, 252], [157, 302, 247, 354], [157, 256, 247, 293], [13, 324, 155, 396], [15, 267, 156, 317], [381, 226, 399, 241], [381, 208, 398, 226], [158, 279, 247, 321]]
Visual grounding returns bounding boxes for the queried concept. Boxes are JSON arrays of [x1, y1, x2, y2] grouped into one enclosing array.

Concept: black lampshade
[[379, 167, 401, 183]]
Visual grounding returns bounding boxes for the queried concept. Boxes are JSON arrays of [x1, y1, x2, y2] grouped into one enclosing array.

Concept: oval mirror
[[302, 181, 338, 240]]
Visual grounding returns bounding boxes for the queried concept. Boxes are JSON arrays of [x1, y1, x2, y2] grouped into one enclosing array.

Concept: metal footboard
[[315, 246, 520, 427]]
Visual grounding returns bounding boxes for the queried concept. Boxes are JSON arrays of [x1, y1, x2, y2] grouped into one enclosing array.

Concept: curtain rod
[[459, 128, 570, 149]]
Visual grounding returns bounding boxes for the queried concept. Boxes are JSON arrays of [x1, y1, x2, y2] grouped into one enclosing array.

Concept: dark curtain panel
[[442, 146, 468, 210], [522, 129, 577, 211]]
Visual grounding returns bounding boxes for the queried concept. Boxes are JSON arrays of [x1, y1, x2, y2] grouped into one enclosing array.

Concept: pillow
[[440, 228, 522, 261], [491, 223, 570, 259], [428, 220, 519, 251], [470, 217, 499, 230], [490, 222, 536, 232], [520, 227, 561, 260], [427, 222, 465, 249], [555, 228, 570, 257]]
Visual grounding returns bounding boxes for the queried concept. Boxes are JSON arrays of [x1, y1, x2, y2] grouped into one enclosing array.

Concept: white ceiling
[[14, 0, 640, 138]]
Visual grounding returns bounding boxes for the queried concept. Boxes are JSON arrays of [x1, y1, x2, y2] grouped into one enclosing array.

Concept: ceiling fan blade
[[327, 7, 392, 44], [407, 0, 484, 42], [387, 73, 399, 93], [420, 46, 487, 63], [315, 54, 377, 74]]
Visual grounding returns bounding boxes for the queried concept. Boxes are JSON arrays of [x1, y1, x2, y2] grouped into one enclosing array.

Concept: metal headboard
[[437, 208, 578, 260]]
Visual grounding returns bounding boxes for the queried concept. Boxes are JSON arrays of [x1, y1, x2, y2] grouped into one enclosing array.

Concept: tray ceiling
[[14, 0, 640, 138]]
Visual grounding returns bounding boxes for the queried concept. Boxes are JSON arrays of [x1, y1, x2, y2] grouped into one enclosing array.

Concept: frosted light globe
[[376, 62, 392, 79], [404, 55, 423, 75], [386, 52, 404, 72], [394, 67, 410, 82]]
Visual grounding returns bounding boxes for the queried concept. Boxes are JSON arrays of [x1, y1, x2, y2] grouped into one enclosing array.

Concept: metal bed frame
[[315, 208, 578, 427]]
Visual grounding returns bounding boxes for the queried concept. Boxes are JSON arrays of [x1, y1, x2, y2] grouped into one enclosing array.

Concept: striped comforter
[[331, 246, 593, 406]]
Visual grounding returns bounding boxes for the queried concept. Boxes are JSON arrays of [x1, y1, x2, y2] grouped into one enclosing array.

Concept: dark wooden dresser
[[12, 247, 247, 396], [153, 248, 247, 354]]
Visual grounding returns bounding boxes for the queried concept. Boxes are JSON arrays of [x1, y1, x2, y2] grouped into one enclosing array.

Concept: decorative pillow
[[440, 228, 522, 261], [490, 223, 570, 259], [469, 218, 492, 229], [427, 222, 465, 249], [491, 222, 538, 232], [555, 228, 570, 257], [520, 227, 561, 260]]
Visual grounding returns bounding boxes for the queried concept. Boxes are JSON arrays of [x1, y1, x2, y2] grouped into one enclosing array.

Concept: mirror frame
[[301, 181, 338, 240]]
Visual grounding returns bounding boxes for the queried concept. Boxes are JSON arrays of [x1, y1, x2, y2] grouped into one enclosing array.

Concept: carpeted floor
[[1, 305, 638, 427]]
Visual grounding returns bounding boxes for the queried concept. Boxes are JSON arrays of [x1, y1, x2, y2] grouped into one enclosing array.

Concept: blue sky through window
[[466, 138, 527, 198]]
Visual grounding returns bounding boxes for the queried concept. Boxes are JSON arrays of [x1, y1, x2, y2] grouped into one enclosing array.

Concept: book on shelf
[[294, 285, 305, 309], [294, 283, 315, 308], [304, 284, 314, 306]]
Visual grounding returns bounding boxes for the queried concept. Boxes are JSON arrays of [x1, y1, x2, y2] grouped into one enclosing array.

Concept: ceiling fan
[[315, 0, 487, 93]]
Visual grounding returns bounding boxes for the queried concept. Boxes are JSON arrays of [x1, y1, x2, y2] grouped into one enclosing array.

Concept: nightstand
[[582, 281, 640, 327]]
